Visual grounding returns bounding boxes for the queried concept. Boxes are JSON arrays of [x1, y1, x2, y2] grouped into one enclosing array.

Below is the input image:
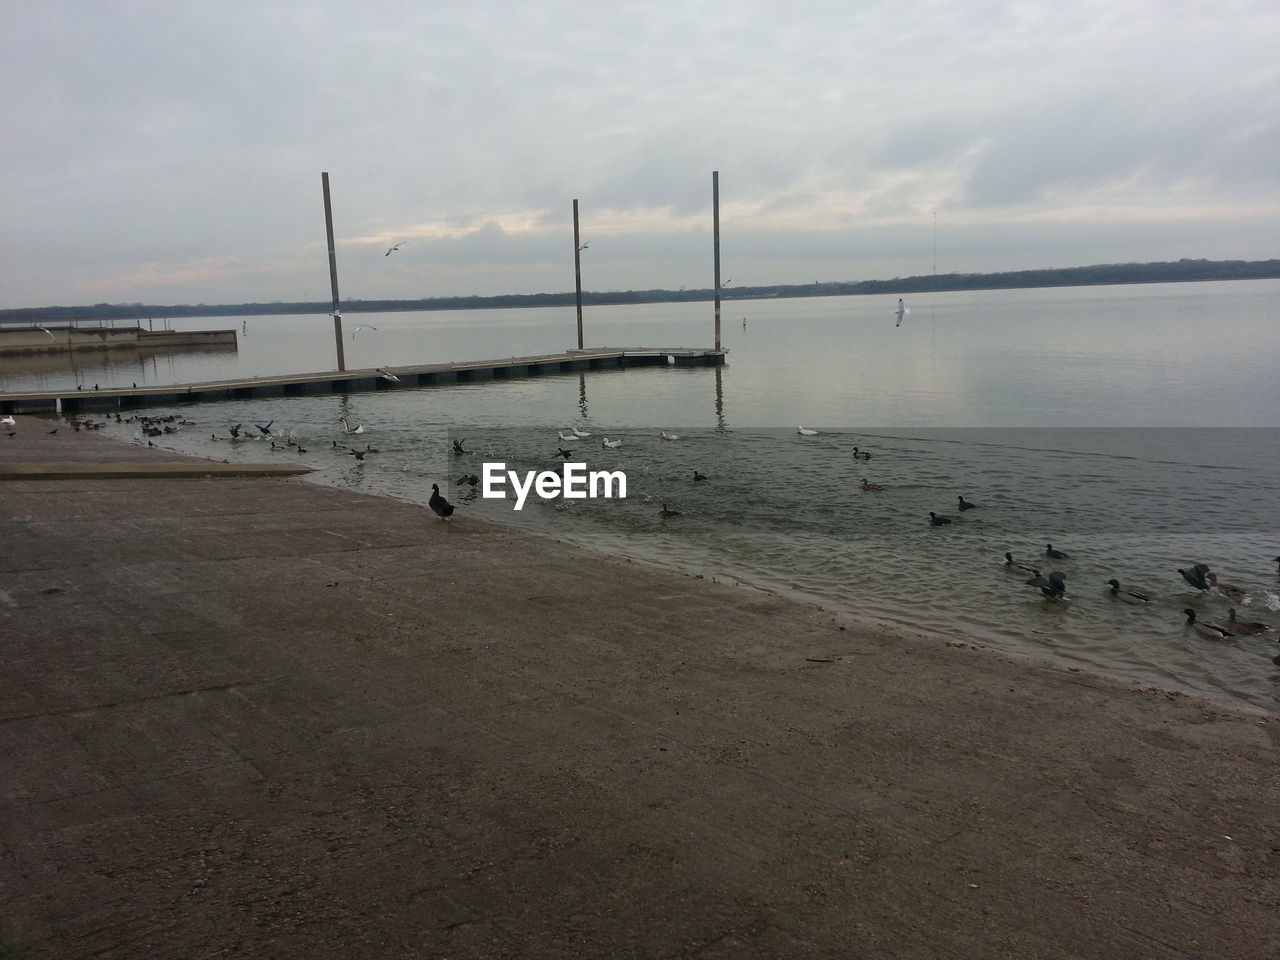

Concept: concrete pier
[[0, 345, 727, 414], [0, 325, 237, 357]]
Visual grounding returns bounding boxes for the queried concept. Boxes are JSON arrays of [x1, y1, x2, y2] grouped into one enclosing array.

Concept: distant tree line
[[2, 258, 1276, 324]]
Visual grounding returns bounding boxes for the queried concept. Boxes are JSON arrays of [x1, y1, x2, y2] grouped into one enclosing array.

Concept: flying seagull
[[376, 368, 401, 383], [35, 326, 56, 341], [385, 242, 406, 256], [895, 298, 909, 327], [352, 325, 379, 338]]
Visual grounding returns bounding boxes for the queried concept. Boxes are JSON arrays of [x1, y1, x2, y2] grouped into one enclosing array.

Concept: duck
[[851, 446, 870, 460], [570, 425, 591, 438], [660, 431, 681, 441], [929, 512, 952, 526], [860, 479, 883, 492], [1106, 579, 1151, 604], [428, 484, 455, 519], [659, 503, 682, 518], [1039, 571, 1067, 599], [1226, 608, 1271, 636], [557, 447, 573, 458], [1004, 552, 1040, 577], [797, 426, 818, 436], [255, 420, 274, 436], [1177, 564, 1210, 591], [602, 437, 622, 449], [457, 474, 480, 487], [1184, 608, 1233, 640], [693, 470, 707, 482], [1045, 544, 1070, 559], [957, 496, 977, 511], [340, 417, 365, 435], [453, 438, 467, 454], [1206, 572, 1246, 600]]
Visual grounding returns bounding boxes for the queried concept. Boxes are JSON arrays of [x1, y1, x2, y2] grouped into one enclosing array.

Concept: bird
[[458, 474, 480, 486], [1045, 544, 1070, 559], [557, 447, 573, 458], [453, 438, 466, 454], [35, 325, 56, 341], [929, 512, 952, 526], [861, 479, 884, 492], [660, 431, 681, 441], [797, 426, 818, 436], [1038, 571, 1067, 599], [340, 417, 365, 435], [348, 449, 366, 461], [1184, 609, 1233, 640], [602, 437, 622, 449], [0, 415, 15, 426], [229, 423, 242, 438], [385, 242, 406, 256], [557, 430, 578, 442], [851, 446, 871, 460], [1206, 572, 1246, 600], [255, 420, 273, 436], [895, 298, 907, 327], [693, 470, 707, 482], [1226, 608, 1271, 636], [1004, 553, 1040, 576], [429, 484, 455, 519], [352, 325, 379, 337], [1106, 579, 1152, 604], [571, 426, 591, 438], [377, 368, 401, 383], [957, 496, 977, 511], [659, 503, 682, 518], [1178, 564, 1211, 591]]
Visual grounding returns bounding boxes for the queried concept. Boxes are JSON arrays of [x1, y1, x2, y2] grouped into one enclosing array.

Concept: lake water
[[5, 280, 1279, 711]]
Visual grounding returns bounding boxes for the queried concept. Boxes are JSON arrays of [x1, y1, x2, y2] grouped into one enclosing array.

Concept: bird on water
[[797, 426, 818, 436], [1045, 544, 1070, 559], [659, 503, 682, 518], [1178, 564, 1211, 591], [958, 496, 977, 511], [1206, 572, 1246, 600], [929, 512, 952, 526], [861, 479, 883, 492], [1226, 608, 1271, 636], [1106, 579, 1151, 604], [1184, 609, 1233, 640], [429, 484, 455, 519], [1004, 553, 1040, 577]]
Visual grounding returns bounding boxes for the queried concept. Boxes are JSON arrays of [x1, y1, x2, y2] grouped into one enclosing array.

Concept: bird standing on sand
[[1178, 564, 1211, 591], [958, 496, 977, 511], [1045, 544, 1070, 559], [1106, 579, 1151, 604], [1184, 609, 1233, 640], [429, 484, 455, 519]]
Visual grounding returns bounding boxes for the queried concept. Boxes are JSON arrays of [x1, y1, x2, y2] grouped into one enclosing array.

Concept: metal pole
[[712, 171, 721, 351], [573, 199, 584, 350], [321, 171, 346, 371]]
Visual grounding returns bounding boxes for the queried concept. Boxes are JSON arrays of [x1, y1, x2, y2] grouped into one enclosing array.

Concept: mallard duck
[[851, 446, 871, 460], [1226, 609, 1270, 636], [1045, 544, 1070, 559], [693, 470, 707, 481], [1206, 572, 1246, 600], [1004, 552, 1040, 577], [1184, 608, 1232, 640], [659, 503, 682, 518], [428, 484, 455, 519], [1106, 579, 1151, 604], [861, 479, 883, 492]]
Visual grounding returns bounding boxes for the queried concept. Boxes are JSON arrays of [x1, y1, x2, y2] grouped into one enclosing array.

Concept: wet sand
[[2, 424, 1277, 959]]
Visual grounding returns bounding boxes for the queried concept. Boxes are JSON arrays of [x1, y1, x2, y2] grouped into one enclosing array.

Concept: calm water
[[5, 281, 1279, 710]]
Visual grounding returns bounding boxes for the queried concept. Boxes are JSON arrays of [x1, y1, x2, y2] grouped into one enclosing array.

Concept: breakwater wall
[[0, 326, 237, 356]]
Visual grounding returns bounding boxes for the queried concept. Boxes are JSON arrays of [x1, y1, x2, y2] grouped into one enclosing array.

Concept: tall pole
[[573, 199, 584, 350], [321, 171, 346, 372], [712, 170, 721, 351]]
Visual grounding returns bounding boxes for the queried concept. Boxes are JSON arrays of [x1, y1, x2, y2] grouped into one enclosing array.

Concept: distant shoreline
[[2, 257, 1276, 323]]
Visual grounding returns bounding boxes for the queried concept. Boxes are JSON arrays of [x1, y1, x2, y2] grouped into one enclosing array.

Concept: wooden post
[[573, 199, 584, 350], [712, 171, 721, 352], [321, 172, 346, 372]]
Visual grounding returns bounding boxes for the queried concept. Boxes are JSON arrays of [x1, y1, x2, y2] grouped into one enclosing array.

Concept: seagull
[[1206, 572, 1246, 600], [352, 325, 379, 337], [0, 415, 15, 426], [35, 326, 56, 341], [1184, 608, 1233, 640], [929, 512, 952, 526], [957, 496, 977, 511], [377, 368, 401, 383], [602, 437, 622, 449], [340, 417, 365, 435], [660, 431, 681, 441], [851, 446, 871, 460], [1045, 544, 1070, 559], [1226, 608, 1271, 636], [453, 438, 466, 454], [861, 479, 884, 492], [429, 483, 455, 519], [693, 470, 707, 481], [385, 242, 406, 256], [797, 426, 818, 436], [659, 503, 682, 518], [570, 425, 591, 438], [895, 298, 908, 327], [557, 430, 578, 442], [1106, 579, 1151, 604], [1004, 553, 1040, 577], [1178, 564, 1211, 591]]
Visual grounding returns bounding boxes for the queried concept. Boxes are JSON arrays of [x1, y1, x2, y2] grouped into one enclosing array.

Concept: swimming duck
[[861, 479, 883, 492], [557, 447, 573, 458], [797, 426, 818, 436], [929, 512, 952, 526], [1045, 544, 1070, 559], [429, 484, 455, 519], [1177, 564, 1210, 591], [851, 446, 870, 460], [1106, 579, 1151, 604], [1183, 608, 1233, 640], [1226, 608, 1271, 636], [659, 503, 682, 518], [1206, 572, 1246, 600], [693, 470, 707, 481], [1039, 571, 1067, 599], [957, 496, 977, 511], [457, 474, 480, 487], [1004, 552, 1040, 577], [660, 431, 681, 441]]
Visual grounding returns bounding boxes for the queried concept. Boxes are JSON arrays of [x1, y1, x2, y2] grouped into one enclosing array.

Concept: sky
[[1, 0, 1277, 309]]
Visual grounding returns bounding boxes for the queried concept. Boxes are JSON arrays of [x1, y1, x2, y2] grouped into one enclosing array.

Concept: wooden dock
[[0, 346, 727, 414]]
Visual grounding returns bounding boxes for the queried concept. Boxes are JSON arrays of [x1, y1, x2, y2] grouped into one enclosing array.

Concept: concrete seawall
[[0, 325, 237, 356]]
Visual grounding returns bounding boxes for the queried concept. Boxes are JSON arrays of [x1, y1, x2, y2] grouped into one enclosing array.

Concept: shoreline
[[2, 426, 1277, 958]]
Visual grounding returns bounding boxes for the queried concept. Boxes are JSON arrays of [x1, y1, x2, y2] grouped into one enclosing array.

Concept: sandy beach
[[1, 423, 1277, 959]]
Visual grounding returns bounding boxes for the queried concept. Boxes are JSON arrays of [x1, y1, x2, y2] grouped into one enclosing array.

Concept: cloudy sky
[[1, 0, 1277, 309]]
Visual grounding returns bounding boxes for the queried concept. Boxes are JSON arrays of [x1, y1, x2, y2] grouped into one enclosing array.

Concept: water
[[5, 280, 1279, 711]]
